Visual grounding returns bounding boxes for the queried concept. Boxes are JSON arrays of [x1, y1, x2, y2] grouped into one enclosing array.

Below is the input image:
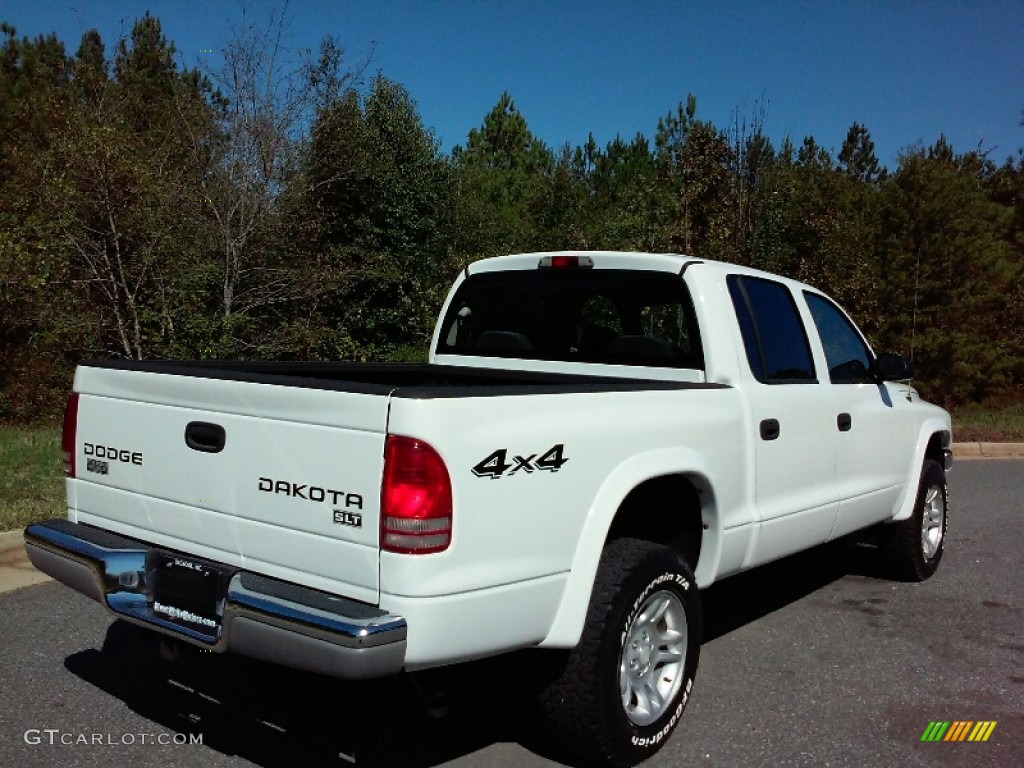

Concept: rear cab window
[[727, 275, 817, 384], [437, 269, 704, 371]]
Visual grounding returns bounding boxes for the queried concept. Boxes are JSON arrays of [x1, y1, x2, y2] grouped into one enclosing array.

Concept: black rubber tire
[[537, 538, 701, 767], [882, 459, 947, 581]]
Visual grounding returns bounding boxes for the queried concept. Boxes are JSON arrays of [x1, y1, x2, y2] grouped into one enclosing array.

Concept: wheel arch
[[891, 418, 951, 522], [539, 448, 720, 648]]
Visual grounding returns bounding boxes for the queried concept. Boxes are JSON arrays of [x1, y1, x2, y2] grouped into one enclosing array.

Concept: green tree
[[838, 122, 884, 183], [727, 101, 772, 259], [654, 95, 733, 257], [71, 28, 106, 103], [294, 75, 448, 358], [0, 25, 83, 419], [39, 18, 218, 360], [584, 133, 661, 250], [878, 141, 1017, 404], [449, 92, 554, 257], [196, 10, 358, 354]]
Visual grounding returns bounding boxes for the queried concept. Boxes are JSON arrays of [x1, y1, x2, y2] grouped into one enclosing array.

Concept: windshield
[[437, 269, 703, 370]]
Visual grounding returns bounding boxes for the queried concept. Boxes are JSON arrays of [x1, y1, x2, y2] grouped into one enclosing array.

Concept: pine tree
[[839, 122, 883, 183]]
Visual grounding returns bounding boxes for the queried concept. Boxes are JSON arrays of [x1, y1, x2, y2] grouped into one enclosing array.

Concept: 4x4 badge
[[472, 444, 568, 479]]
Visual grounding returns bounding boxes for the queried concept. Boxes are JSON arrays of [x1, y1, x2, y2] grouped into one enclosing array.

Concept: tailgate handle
[[185, 422, 226, 453]]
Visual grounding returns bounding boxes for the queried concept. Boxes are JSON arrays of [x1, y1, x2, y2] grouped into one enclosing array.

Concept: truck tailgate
[[71, 365, 388, 604]]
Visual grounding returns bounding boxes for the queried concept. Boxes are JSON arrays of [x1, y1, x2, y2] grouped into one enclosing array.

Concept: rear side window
[[727, 275, 816, 384], [804, 292, 874, 383], [437, 269, 703, 370]]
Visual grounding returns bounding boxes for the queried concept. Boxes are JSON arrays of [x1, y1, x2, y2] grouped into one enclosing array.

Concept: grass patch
[[385, 343, 430, 363], [0, 426, 63, 532], [950, 401, 1024, 442]]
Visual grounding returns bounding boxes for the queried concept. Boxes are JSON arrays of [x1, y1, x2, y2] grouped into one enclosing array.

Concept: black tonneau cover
[[81, 359, 729, 399]]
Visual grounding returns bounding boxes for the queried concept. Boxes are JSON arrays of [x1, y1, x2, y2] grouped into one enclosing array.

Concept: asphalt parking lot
[[1, 459, 1021, 767]]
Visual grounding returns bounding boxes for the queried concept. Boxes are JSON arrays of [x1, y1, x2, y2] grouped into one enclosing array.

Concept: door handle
[[759, 418, 780, 441], [185, 422, 226, 453], [837, 413, 852, 432]]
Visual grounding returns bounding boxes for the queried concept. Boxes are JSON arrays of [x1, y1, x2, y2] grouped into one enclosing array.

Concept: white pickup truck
[[26, 251, 952, 766]]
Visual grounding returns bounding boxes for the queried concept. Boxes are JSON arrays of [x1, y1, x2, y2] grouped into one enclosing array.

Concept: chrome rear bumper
[[24, 519, 406, 679]]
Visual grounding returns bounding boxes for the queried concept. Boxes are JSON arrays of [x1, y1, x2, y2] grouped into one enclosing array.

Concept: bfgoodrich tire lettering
[[537, 537, 701, 767], [883, 459, 947, 581]]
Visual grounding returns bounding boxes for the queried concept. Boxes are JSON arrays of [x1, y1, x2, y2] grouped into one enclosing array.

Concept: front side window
[[804, 292, 874, 383], [437, 269, 704, 370], [727, 275, 816, 384]]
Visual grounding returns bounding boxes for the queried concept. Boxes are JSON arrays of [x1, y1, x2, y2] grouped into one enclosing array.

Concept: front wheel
[[882, 459, 947, 581], [537, 538, 701, 767]]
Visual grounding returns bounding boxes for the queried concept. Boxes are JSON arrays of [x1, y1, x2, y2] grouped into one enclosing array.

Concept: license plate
[[150, 552, 225, 633]]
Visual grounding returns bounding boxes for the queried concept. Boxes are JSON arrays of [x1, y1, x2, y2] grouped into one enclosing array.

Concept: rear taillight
[[381, 436, 452, 554], [61, 393, 80, 477]]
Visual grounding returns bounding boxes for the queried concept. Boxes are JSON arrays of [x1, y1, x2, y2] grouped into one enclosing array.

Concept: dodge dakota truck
[[25, 251, 952, 766]]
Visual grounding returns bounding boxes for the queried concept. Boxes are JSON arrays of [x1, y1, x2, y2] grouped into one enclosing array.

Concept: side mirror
[[873, 352, 914, 381]]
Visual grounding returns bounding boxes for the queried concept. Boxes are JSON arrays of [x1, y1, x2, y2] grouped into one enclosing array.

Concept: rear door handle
[[837, 413, 852, 432], [185, 422, 226, 453], [760, 418, 780, 441]]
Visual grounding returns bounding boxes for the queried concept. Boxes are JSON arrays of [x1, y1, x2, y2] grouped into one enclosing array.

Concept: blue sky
[[3, 1, 1022, 168]]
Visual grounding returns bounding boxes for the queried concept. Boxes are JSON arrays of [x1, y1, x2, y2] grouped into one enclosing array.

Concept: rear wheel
[[882, 459, 947, 581], [537, 538, 701, 767]]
